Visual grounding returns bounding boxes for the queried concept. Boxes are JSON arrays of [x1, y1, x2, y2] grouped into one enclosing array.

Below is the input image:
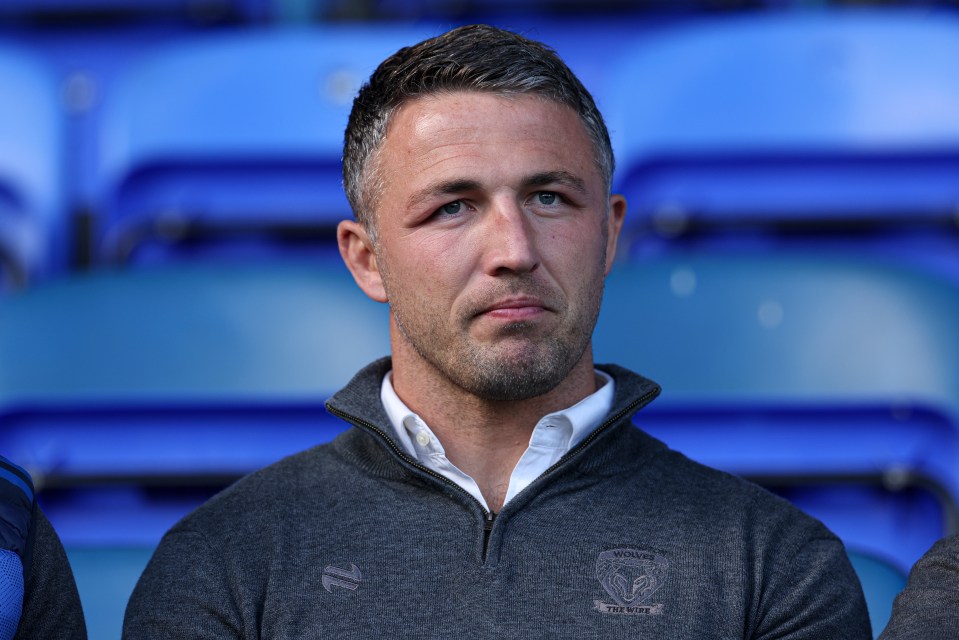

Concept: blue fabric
[[0, 457, 30, 640], [0, 460, 31, 558], [0, 550, 23, 640], [0, 464, 31, 506]]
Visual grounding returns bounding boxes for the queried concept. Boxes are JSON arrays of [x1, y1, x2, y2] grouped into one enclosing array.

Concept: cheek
[[383, 232, 475, 299], [546, 220, 607, 264]]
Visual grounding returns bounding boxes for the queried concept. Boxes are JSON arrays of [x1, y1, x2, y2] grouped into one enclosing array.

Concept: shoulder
[[171, 437, 357, 539], [566, 423, 870, 636], [904, 532, 959, 583], [124, 439, 359, 634], [160, 424, 400, 549], [598, 424, 848, 573], [880, 533, 959, 640], [613, 424, 824, 524], [16, 509, 87, 640]]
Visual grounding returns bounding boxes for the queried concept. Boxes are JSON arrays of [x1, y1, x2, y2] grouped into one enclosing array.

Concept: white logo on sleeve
[[322, 563, 363, 593]]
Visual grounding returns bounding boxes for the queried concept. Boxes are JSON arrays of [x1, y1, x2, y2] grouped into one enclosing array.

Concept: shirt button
[[416, 431, 432, 447]]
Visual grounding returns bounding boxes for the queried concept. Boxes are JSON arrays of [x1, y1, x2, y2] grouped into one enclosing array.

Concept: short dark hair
[[342, 24, 615, 236]]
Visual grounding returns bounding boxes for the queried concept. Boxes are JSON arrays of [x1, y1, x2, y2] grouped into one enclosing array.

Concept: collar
[[379, 369, 615, 460], [377, 368, 615, 511], [327, 357, 661, 460]]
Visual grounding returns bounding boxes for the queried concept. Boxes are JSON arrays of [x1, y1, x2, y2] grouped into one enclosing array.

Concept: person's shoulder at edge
[[15, 508, 87, 640], [879, 532, 959, 640]]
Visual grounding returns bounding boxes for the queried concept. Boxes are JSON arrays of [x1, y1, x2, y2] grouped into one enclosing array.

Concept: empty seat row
[[4, 11, 959, 290], [0, 0, 884, 26], [0, 0, 268, 25], [603, 12, 959, 278]]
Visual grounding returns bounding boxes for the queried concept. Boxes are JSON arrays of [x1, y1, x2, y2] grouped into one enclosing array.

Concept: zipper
[[325, 404, 496, 558], [482, 510, 497, 558], [327, 382, 658, 560]]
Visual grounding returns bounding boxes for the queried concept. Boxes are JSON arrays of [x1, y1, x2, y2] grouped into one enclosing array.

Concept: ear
[[604, 194, 627, 275], [337, 220, 388, 303]]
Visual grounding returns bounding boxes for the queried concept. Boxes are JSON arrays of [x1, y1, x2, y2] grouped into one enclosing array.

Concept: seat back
[[0, 0, 268, 24], [847, 548, 907, 638], [605, 12, 959, 277], [0, 260, 388, 540], [93, 27, 435, 265], [65, 545, 154, 640], [0, 44, 65, 288]]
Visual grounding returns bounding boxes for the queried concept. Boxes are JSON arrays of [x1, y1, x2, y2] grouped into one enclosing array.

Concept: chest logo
[[322, 563, 363, 593], [594, 548, 668, 615]]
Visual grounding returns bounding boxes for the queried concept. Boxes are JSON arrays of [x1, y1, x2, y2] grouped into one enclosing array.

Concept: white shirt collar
[[379, 369, 615, 511]]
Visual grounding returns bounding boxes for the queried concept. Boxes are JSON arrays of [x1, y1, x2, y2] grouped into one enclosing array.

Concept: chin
[[452, 347, 575, 402]]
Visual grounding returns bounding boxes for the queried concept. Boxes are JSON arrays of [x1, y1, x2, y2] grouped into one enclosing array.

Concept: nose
[[481, 196, 540, 276]]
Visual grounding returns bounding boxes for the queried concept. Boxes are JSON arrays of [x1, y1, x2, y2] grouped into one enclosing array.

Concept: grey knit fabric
[[879, 533, 959, 640], [123, 359, 871, 639], [14, 509, 86, 639]]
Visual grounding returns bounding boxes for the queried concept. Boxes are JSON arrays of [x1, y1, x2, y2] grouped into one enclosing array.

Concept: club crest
[[594, 548, 668, 615]]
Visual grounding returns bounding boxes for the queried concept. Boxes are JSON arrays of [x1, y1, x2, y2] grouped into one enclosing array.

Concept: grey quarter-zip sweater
[[123, 358, 871, 639], [879, 533, 959, 640]]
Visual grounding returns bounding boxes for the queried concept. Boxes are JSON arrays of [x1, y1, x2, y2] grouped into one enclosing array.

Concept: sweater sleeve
[[878, 533, 959, 640], [123, 529, 246, 640], [754, 535, 872, 640], [13, 509, 87, 640]]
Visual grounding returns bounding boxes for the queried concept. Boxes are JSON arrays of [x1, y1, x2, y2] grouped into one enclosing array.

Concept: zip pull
[[482, 511, 497, 559]]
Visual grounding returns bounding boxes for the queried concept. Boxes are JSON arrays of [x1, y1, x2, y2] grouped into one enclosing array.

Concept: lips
[[475, 296, 551, 321]]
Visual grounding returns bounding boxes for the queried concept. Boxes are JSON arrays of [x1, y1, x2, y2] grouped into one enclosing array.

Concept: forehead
[[374, 91, 600, 192]]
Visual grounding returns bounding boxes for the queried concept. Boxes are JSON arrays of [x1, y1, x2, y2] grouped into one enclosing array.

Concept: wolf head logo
[[596, 549, 668, 607]]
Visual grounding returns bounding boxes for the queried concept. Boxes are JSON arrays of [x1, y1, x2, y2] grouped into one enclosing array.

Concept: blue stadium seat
[[604, 11, 959, 277], [65, 545, 153, 640], [307, 0, 757, 21], [0, 0, 270, 24], [91, 26, 436, 266], [0, 43, 65, 289], [594, 251, 959, 573], [847, 548, 907, 639], [0, 260, 389, 543]]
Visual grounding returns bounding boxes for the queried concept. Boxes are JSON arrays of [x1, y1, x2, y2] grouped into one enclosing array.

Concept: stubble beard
[[384, 270, 605, 403]]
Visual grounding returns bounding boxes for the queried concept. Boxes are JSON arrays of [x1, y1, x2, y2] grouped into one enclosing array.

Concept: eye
[[536, 191, 558, 205], [438, 201, 463, 216]]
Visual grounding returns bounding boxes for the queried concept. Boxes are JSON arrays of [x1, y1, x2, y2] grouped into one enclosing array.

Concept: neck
[[389, 335, 598, 513]]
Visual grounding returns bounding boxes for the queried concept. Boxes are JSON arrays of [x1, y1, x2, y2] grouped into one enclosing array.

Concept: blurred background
[[1, 1, 959, 637]]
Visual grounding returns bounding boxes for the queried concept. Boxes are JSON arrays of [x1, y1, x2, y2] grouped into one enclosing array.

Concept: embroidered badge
[[594, 548, 667, 615], [322, 563, 363, 593]]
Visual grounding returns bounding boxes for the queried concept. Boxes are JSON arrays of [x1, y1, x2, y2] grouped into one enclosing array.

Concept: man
[[879, 533, 959, 639], [1, 456, 86, 639], [124, 25, 871, 638]]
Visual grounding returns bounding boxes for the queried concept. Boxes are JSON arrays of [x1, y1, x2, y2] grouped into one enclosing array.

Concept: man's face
[[360, 91, 624, 401]]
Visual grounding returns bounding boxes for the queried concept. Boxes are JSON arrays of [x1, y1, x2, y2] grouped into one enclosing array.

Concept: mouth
[[476, 296, 551, 322]]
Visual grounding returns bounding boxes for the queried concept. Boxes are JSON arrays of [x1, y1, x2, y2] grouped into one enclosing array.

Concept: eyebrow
[[524, 170, 588, 195], [406, 179, 482, 211], [405, 171, 588, 211]]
